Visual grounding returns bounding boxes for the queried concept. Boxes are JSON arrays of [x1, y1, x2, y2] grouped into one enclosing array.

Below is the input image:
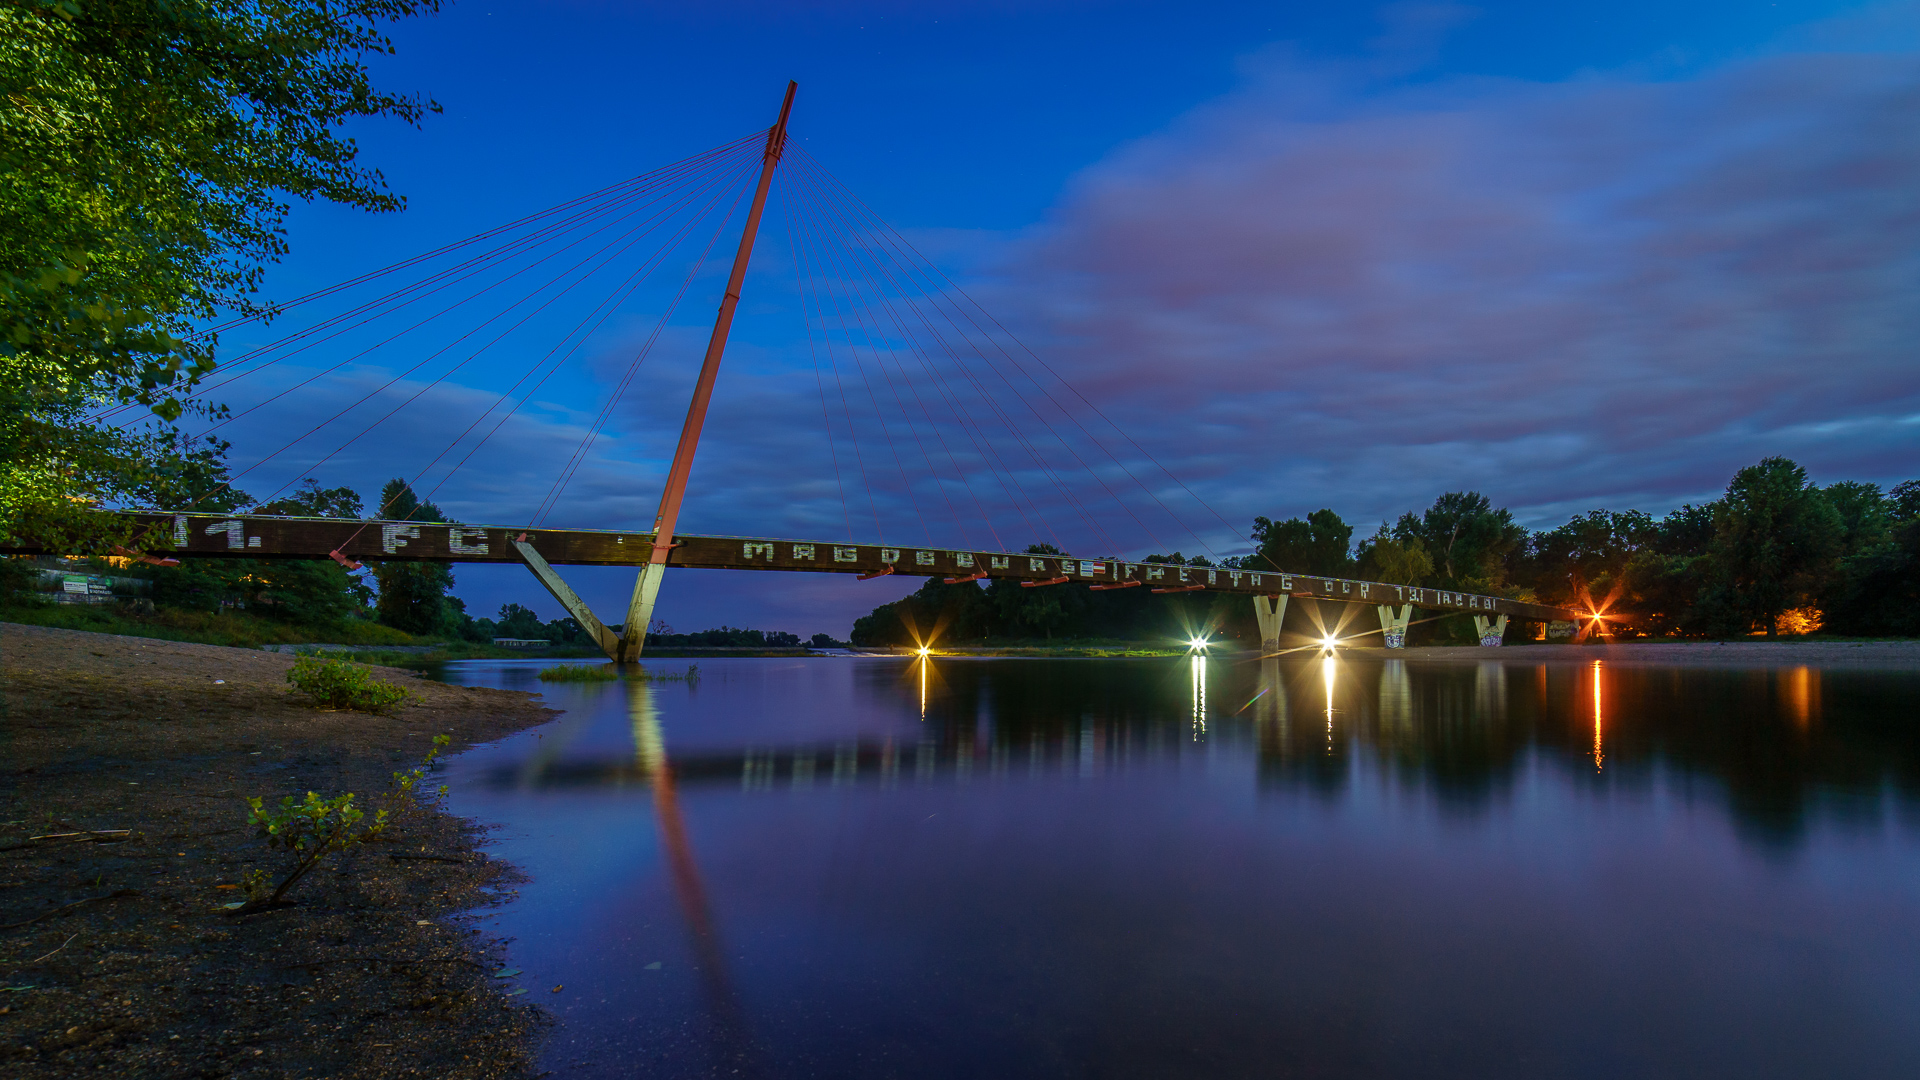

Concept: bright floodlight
[[1321, 635, 1338, 651], [1188, 636, 1210, 651], [916, 646, 931, 657]]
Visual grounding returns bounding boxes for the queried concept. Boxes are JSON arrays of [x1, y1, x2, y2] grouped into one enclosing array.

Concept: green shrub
[[233, 790, 385, 911], [286, 655, 410, 712], [0, 557, 37, 603], [536, 663, 618, 682], [234, 735, 451, 911]]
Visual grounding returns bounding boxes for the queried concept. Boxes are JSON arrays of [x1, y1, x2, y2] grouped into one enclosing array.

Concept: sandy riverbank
[[0, 623, 558, 1078]]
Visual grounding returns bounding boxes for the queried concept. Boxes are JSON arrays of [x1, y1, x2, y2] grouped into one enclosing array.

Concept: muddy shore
[[0, 623, 558, 1078]]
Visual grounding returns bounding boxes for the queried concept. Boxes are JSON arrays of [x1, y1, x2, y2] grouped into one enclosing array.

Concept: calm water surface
[[434, 654, 1920, 1079]]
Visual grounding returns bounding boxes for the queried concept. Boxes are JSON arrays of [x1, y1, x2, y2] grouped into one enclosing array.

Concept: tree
[[1822, 481, 1891, 559], [1704, 458, 1842, 637], [1823, 478, 1916, 636], [852, 574, 994, 646], [1143, 552, 1213, 567], [255, 478, 365, 519], [1393, 492, 1526, 590], [1355, 525, 1434, 585], [1521, 509, 1657, 609], [494, 603, 544, 639], [1823, 514, 1920, 636], [988, 543, 1084, 639], [1251, 509, 1353, 576], [370, 479, 456, 634], [2, 0, 440, 547], [146, 473, 367, 622], [1650, 503, 1717, 557], [1889, 480, 1920, 524], [1, 417, 246, 549]]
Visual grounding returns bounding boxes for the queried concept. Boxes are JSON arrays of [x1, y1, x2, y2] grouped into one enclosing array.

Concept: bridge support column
[[510, 536, 620, 660], [616, 560, 668, 664], [1377, 604, 1412, 649], [1252, 594, 1288, 654], [1474, 614, 1509, 647]]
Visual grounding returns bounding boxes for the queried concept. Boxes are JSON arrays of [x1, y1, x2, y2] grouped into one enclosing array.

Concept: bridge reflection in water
[[460, 655, 1905, 847]]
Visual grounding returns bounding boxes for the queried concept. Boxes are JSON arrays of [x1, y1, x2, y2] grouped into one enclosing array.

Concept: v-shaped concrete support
[[1377, 603, 1413, 649], [1252, 594, 1289, 654]]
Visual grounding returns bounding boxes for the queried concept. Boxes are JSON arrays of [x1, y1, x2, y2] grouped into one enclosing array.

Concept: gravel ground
[[0, 622, 558, 1078]]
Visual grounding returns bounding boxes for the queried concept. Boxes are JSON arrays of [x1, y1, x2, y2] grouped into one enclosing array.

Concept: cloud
[[991, 46, 1920, 531]]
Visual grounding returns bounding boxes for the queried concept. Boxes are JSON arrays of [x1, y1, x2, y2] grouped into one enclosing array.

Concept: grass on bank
[[0, 600, 417, 648], [537, 663, 702, 683], [536, 663, 618, 682], [0, 601, 609, 660]]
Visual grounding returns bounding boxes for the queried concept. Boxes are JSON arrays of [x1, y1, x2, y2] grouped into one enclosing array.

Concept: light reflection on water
[[436, 655, 1920, 1079]]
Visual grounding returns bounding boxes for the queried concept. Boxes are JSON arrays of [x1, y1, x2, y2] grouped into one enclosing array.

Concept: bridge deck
[[9, 512, 1584, 624]]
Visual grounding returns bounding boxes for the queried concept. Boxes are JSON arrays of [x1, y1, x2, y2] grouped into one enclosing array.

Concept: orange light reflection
[[1784, 666, 1817, 730], [1591, 660, 1604, 771]]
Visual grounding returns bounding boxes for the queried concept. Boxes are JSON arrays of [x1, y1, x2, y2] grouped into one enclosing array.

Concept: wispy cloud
[[992, 45, 1920, 530]]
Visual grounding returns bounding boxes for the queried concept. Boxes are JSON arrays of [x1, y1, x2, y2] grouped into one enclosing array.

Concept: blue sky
[[192, 1, 1920, 637]]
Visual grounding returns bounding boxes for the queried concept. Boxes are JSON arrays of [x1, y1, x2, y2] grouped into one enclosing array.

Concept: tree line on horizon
[[851, 456, 1920, 647]]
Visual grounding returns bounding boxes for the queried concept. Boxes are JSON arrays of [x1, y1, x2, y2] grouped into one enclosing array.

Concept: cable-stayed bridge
[[14, 82, 1596, 654]]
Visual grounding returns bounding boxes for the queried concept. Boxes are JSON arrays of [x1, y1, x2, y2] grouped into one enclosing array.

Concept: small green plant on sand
[[287, 655, 409, 712], [234, 736, 451, 912], [537, 663, 618, 682], [380, 733, 453, 816]]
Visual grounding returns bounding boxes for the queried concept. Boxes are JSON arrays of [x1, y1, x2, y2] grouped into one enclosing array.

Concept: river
[[434, 652, 1920, 1079]]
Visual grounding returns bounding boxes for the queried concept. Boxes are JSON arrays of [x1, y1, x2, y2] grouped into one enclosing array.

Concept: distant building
[[492, 638, 550, 648]]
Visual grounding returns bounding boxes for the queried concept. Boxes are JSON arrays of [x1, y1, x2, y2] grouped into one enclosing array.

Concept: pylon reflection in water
[[625, 680, 744, 1037]]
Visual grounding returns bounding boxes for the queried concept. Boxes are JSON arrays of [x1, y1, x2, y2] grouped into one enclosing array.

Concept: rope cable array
[[231, 148, 764, 511], [94, 133, 769, 428]]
